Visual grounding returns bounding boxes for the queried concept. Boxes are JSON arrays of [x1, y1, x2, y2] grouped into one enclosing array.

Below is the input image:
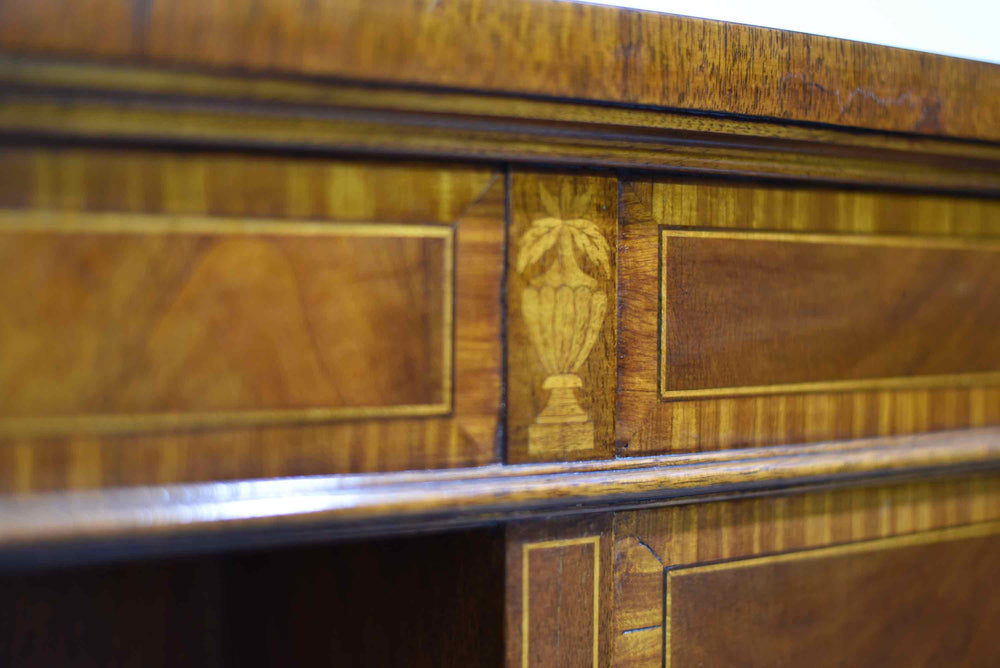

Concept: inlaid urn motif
[[517, 186, 610, 452]]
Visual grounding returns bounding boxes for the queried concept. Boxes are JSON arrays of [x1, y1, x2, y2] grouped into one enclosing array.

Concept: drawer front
[[613, 476, 1000, 668], [0, 212, 453, 431], [659, 229, 1000, 397], [5, 161, 1000, 486], [619, 178, 1000, 456], [664, 526, 1000, 667], [0, 148, 504, 491]]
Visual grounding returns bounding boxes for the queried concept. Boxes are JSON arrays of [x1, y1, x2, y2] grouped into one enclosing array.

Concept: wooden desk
[[0, 1, 998, 666]]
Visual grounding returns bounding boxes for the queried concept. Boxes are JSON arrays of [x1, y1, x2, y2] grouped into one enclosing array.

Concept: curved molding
[[2, 58, 1000, 194], [1, 427, 999, 564], [0, 0, 998, 140]]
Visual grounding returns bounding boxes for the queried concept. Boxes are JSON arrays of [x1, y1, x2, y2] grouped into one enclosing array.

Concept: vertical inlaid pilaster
[[506, 518, 613, 668], [507, 172, 617, 462]]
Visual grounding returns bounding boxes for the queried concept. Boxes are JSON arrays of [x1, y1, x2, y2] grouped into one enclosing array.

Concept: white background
[[574, 0, 1000, 64]]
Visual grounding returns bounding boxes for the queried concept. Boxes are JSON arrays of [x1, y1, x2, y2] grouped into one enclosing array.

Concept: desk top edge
[[0, 0, 997, 142]]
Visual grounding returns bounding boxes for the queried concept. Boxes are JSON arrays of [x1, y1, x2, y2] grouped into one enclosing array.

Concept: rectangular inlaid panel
[[660, 229, 1000, 398], [506, 518, 613, 668], [0, 211, 451, 436], [0, 148, 504, 491], [612, 475, 1000, 668], [619, 178, 1000, 455], [667, 525, 1000, 667], [523, 538, 600, 667], [507, 173, 617, 463]]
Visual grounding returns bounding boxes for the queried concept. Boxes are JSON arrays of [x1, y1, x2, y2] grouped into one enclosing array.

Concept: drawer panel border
[[0, 209, 455, 437], [659, 226, 1000, 400], [663, 520, 1000, 668]]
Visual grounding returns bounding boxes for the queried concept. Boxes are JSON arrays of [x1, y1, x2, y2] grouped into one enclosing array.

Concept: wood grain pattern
[[507, 173, 617, 462], [0, 147, 503, 491], [1, 4, 998, 666], [0, 212, 452, 435], [506, 517, 613, 668], [4, 427, 1000, 558], [665, 524, 1000, 667], [660, 230, 1000, 397], [522, 538, 600, 667], [1, 0, 998, 141], [619, 178, 1000, 455], [612, 474, 1000, 668], [4, 57, 1000, 195]]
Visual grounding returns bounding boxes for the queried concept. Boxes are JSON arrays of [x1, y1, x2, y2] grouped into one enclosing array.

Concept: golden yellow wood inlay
[[517, 186, 610, 454]]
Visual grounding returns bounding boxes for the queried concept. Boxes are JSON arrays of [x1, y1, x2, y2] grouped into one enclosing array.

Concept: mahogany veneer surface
[[506, 517, 614, 668], [661, 230, 1000, 396], [1, 0, 998, 140], [620, 178, 1000, 455], [613, 474, 1000, 668], [0, 148, 504, 491], [666, 528, 1000, 667], [1, 4, 999, 668], [0, 218, 450, 421]]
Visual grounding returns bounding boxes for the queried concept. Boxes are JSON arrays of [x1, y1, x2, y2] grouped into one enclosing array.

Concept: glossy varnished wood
[[1, 2, 999, 667], [0, 212, 452, 433], [3, 428, 999, 560], [0, 148, 504, 491], [613, 474, 1000, 667], [660, 229, 1000, 396], [3, 58, 1000, 195], [506, 517, 614, 668], [619, 178, 1000, 455], [1, 1, 998, 141], [507, 172, 617, 462], [665, 524, 1000, 667]]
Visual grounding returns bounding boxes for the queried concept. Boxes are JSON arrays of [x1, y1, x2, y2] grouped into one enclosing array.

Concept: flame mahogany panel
[[667, 527, 1000, 667], [618, 178, 1000, 455], [612, 475, 1000, 668], [0, 217, 450, 426], [0, 147, 504, 491], [660, 230, 1000, 397]]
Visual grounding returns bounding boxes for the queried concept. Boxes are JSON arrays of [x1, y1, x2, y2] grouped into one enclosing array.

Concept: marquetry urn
[[517, 212, 610, 453]]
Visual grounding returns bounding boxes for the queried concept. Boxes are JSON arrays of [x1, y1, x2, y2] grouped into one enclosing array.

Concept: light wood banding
[[665, 523, 1000, 667], [0, 148, 504, 487]]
